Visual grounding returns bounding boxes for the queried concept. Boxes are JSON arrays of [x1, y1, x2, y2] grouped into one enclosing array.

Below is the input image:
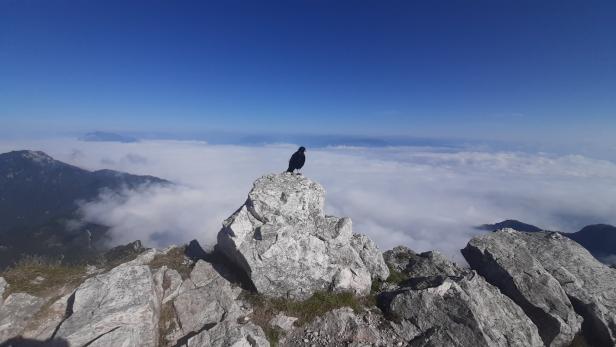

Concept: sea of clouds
[[2, 138, 616, 263]]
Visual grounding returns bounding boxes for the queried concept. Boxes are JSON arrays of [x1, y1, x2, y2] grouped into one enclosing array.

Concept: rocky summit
[[0, 174, 614, 346], [217, 173, 389, 299]]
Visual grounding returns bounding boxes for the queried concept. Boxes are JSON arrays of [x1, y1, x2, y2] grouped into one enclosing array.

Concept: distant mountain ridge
[[0, 150, 167, 231], [568, 224, 616, 261], [80, 131, 138, 143], [479, 219, 616, 264], [477, 219, 542, 233], [0, 150, 169, 268]]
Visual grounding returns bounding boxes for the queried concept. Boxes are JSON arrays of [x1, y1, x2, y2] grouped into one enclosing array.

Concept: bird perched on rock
[[286, 146, 306, 174]]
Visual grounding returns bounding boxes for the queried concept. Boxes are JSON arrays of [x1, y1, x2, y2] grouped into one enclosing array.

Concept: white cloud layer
[[2, 139, 616, 262]]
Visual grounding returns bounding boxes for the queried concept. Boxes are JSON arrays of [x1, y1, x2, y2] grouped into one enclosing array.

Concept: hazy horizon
[[3, 137, 616, 264]]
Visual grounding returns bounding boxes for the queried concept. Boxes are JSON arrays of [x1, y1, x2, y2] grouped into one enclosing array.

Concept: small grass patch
[[263, 325, 282, 347], [242, 290, 377, 346], [385, 264, 409, 285], [148, 246, 192, 280], [1, 255, 86, 297], [244, 291, 368, 326], [158, 301, 179, 346], [568, 334, 591, 347]]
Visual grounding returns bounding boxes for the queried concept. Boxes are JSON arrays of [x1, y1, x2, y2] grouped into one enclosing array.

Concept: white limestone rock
[[0, 292, 46, 341], [381, 246, 543, 347], [216, 173, 389, 299], [172, 260, 241, 338], [53, 264, 160, 347], [463, 229, 616, 347], [22, 292, 73, 340]]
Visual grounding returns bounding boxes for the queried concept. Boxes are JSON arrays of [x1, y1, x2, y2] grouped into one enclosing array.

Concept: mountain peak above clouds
[[477, 219, 542, 233], [0, 150, 169, 269], [1, 150, 62, 168], [9, 150, 53, 162]]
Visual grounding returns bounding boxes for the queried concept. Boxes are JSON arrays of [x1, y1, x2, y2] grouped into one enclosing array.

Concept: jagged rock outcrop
[[0, 243, 270, 346], [463, 229, 616, 347], [380, 248, 543, 347], [53, 264, 161, 346], [0, 248, 171, 344], [172, 260, 242, 336], [216, 173, 389, 299], [383, 245, 417, 272], [384, 246, 463, 280], [153, 256, 268, 346]]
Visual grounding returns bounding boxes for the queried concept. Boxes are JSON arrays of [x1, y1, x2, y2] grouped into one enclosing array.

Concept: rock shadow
[[184, 239, 256, 292], [0, 337, 69, 347]]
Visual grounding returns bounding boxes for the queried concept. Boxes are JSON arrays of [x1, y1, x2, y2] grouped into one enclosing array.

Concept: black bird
[[286, 146, 306, 173]]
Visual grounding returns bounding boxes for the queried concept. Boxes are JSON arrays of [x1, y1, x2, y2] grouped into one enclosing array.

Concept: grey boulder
[[54, 264, 160, 347], [463, 228, 616, 347], [172, 260, 242, 336], [381, 249, 543, 347], [217, 173, 388, 299], [383, 245, 418, 273]]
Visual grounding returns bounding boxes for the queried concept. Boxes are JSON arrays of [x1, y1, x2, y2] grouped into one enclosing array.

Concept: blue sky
[[1, 1, 615, 145]]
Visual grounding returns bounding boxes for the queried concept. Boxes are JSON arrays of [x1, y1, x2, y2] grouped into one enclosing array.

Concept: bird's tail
[[286, 168, 293, 173]]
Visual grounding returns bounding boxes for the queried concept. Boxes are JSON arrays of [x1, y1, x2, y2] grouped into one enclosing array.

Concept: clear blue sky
[[1, 1, 615, 144]]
